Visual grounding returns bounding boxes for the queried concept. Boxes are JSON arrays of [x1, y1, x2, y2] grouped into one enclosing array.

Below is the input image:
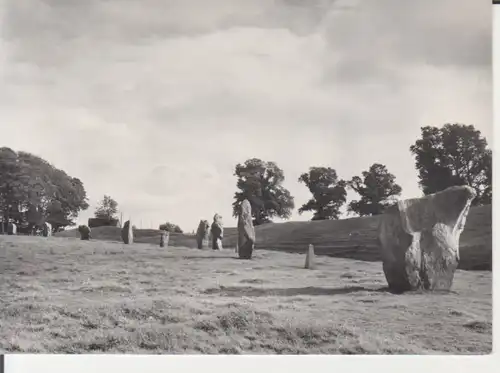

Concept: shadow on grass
[[203, 285, 390, 297], [203, 285, 461, 297], [180, 256, 239, 260]]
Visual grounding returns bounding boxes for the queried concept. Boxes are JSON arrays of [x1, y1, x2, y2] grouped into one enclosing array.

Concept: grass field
[[0, 227, 492, 354]]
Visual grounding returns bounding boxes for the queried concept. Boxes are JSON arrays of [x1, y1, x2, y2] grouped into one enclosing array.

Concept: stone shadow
[[203, 285, 389, 297], [180, 256, 238, 260]]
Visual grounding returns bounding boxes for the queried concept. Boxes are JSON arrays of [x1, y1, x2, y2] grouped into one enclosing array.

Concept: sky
[[0, 0, 492, 233]]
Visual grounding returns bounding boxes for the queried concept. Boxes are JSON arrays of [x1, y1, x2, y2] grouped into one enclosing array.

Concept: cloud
[[0, 0, 491, 231]]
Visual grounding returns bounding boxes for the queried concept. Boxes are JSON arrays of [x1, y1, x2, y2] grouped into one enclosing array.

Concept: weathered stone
[[7, 222, 17, 235], [210, 214, 224, 250], [378, 185, 476, 293], [42, 222, 52, 237], [160, 231, 170, 248], [237, 199, 255, 259], [196, 220, 210, 249], [305, 244, 316, 269], [78, 225, 91, 240], [121, 220, 134, 244]]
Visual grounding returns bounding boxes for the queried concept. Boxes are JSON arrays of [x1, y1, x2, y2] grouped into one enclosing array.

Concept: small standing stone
[[42, 222, 52, 237], [121, 220, 134, 244], [211, 214, 224, 250], [7, 222, 17, 235], [237, 199, 255, 259], [305, 244, 316, 269], [160, 231, 170, 248], [78, 225, 91, 240], [196, 220, 210, 249]]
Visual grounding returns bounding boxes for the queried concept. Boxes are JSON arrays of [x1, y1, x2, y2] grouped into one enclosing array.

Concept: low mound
[[223, 205, 491, 271], [56, 205, 491, 271], [56, 227, 197, 248]]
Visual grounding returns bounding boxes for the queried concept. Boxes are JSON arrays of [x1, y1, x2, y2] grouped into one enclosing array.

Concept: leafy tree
[[0, 148, 89, 231], [298, 167, 347, 220], [348, 163, 402, 216], [159, 222, 183, 233], [94, 195, 119, 220], [409, 124, 491, 205], [232, 158, 295, 225]]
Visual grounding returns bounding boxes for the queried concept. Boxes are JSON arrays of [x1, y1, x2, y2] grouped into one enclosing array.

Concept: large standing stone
[[121, 220, 134, 244], [42, 222, 52, 237], [7, 222, 17, 235], [378, 185, 476, 293], [160, 231, 170, 248], [78, 225, 91, 240], [210, 214, 224, 250], [237, 199, 255, 259], [196, 220, 210, 249]]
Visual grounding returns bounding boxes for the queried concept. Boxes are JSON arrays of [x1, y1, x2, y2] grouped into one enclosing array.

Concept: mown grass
[[0, 235, 492, 354]]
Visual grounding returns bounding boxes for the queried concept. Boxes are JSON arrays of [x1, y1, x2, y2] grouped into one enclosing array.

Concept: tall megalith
[[378, 185, 476, 293], [237, 199, 255, 259], [121, 220, 134, 244], [211, 214, 224, 251]]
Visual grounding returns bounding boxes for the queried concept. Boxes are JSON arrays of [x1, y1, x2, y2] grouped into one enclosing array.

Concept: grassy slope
[[0, 235, 492, 354], [56, 204, 492, 270]]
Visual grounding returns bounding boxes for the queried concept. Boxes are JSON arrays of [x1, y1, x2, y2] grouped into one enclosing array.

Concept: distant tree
[[348, 163, 402, 217], [159, 222, 183, 233], [0, 148, 89, 232], [409, 124, 491, 205], [232, 158, 295, 225], [94, 195, 118, 220], [298, 167, 347, 220]]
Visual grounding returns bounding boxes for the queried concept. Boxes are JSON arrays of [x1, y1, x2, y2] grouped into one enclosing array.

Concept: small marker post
[[305, 244, 316, 269]]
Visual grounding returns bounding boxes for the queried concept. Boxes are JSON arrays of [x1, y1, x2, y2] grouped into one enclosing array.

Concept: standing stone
[[237, 199, 255, 259], [196, 220, 210, 249], [7, 222, 17, 235], [42, 222, 52, 237], [305, 244, 316, 269], [378, 185, 476, 293], [160, 231, 170, 248], [121, 220, 134, 244], [210, 214, 224, 250], [78, 225, 91, 240]]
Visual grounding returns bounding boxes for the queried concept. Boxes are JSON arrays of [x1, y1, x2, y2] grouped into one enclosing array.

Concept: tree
[[159, 222, 183, 233], [348, 163, 402, 217], [298, 167, 347, 220], [0, 148, 89, 231], [232, 158, 295, 225], [94, 195, 118, 220], [409, 124, 491, 205]]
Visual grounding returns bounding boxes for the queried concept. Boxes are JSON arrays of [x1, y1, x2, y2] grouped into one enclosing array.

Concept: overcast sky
[[0, 0, 492, 232]]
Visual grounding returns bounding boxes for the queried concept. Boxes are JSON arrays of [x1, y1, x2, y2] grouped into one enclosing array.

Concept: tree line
[[0, 147, 89, 232], [0, 123, 492, 232], [232, 124, 492, 225]]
